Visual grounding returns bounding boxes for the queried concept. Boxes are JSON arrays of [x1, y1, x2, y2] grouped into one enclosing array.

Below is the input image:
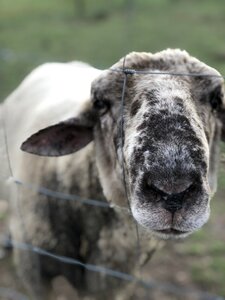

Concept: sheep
[[3, 49, 225, 300], [3, 61, 156, 300]]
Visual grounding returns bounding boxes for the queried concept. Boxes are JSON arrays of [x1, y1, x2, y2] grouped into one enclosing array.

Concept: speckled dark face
[[91, 49, 225, 239]]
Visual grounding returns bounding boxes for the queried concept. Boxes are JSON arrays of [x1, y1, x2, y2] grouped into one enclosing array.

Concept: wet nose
[[162, 191, 187, 214], [150, 179, 193, 195], [145, 179, 195, 214]]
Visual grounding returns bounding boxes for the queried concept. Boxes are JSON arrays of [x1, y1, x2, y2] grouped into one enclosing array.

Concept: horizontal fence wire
[[0, 236, 224, 300], [10, 177, 130, 213], [1, 66, 225, 300], [110, 68, 225, 78], [1, 48, 225, 78]]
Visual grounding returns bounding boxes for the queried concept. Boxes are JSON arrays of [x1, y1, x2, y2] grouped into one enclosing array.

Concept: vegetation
[[0, 0, 225, 298], [1, 0, 225, 100]]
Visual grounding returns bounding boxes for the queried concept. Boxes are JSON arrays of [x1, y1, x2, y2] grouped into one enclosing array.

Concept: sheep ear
[[21, 118, 93, 156]]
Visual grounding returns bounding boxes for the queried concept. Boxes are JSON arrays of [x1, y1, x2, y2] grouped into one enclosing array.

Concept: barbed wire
[[0, 236, 223, 300]]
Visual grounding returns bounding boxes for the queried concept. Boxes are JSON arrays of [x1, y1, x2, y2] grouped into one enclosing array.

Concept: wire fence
[[1, 63, 225, 300], [12, 178, 129, 212], [110, 67, 225, 78], [0, 235, 224, 300]]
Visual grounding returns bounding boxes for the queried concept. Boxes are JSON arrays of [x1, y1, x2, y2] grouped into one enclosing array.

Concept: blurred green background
[[0, 0, 225, 299], [1, 0, 225, 100]]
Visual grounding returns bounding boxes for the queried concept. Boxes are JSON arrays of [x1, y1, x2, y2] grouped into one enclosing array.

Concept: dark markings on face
[[130, 100, 141, 117], [129, 111, 207, 184], [137, 114, 194, 134], [174, 97, 183, 104], [113, 122, 122, 156], [137, 120, 148, 131], [142, 89, 159, 106], [146, 89, 158, 101], [174, 97, 185, 111], [130, 147, 144, 179], [130, 89, 160, 119]]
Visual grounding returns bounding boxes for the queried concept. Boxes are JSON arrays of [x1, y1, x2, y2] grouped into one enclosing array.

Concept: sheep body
[[3, 61, 154, 300]]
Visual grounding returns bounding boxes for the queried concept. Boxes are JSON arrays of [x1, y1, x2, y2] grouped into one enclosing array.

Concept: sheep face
[[91, 50, 225, 239], [21, 49, 225, 240]]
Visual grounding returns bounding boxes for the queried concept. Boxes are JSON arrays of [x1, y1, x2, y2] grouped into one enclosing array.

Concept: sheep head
[[21, 49, 225, 239]]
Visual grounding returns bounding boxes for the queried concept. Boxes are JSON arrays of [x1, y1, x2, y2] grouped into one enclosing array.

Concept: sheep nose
[[150, 180, 193, 196], [145, 180, 194, 214], [162, 191, 187, 214]]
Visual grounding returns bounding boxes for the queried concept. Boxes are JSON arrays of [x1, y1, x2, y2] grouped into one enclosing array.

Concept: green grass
[[1, 0, 225, 100], [0, 213, 6, 221]]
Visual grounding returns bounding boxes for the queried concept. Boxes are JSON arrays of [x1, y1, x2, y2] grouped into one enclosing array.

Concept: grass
[[1, 0, 225, 100], [1, 0, 225, 297]]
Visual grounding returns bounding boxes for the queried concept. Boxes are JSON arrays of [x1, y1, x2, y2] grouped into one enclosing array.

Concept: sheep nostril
[[145, 179, 168, 196], [147, 178, 195, 196], [144, 180, 168, 201], [185, 183, 195, 194], [143, 178, 196, 212], [163, 183, 196, 213]]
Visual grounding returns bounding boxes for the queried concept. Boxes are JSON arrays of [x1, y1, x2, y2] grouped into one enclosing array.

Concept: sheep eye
[[93, 99, 110, 115]]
